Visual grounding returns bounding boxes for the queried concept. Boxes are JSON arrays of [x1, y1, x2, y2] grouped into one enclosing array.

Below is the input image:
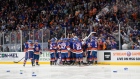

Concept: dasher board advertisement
[[98, 50, 140, 62], [0, 51, 50, 64]]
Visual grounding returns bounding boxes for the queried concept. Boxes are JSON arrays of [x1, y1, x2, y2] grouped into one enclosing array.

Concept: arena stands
[[0, 0, 140, 52]]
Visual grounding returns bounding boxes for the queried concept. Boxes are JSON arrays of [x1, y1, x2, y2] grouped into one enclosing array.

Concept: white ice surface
[[0, 64, 140, 79]]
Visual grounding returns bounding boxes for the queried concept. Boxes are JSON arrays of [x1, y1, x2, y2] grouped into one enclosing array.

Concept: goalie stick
[[13, 57, 25, 63]]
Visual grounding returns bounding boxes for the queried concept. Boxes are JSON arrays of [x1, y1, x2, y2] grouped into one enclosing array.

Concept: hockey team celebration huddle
[[23, 33, 117, 66]]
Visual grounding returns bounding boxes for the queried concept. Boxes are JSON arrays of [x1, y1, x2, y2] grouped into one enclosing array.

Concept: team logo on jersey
[[127, 51, 131, 57], [61, 43, 66, 49], [76, 43, 82, 50], [104, 52, 111, 60]]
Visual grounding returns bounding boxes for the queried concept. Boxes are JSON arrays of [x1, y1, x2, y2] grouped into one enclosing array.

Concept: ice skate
[[23, 64, 25, 67], [36, 62, 40, 66]]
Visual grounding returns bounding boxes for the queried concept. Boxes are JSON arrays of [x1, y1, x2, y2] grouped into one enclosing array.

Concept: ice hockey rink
[[0, 64, 140, 79]]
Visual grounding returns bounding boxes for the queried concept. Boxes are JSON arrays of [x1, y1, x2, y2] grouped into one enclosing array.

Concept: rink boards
[[0, 51, 50, 64], [97, 50, 140, 65], [0, 50, 140, 65]]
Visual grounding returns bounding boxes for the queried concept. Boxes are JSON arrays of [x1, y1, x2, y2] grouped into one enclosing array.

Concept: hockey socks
[[78, 61, 83, 66], [54, 61, 56, 65], [31, 59, 35, 66], [50, 61, 56, 65], [50, 61, 52, 65], [78, 61, 80, 65], [23, 60, 26, 66], [88, 61, 93, 65], [91, 61, 94, 64], [62, 61, 65, 65], [80, 61, 83, 65], [95, 61, 97, 64], [35, 60, 40, 66], [72, 61, 75, 65], [36, 62, 38, 65], [88, 61, 90, 64], [66, 61, 70, 65]]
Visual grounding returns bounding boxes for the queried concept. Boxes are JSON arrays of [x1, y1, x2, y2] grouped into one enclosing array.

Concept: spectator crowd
[[0, 0, 140, 51]]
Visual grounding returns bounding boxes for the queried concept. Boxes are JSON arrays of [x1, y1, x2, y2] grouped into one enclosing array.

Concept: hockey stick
[[83, 32, 96, 41], [13, 57, 25, 63]]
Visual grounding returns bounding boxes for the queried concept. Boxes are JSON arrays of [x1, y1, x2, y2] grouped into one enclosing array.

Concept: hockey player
[[74, 38, 83, 66], [56, 39, 62, 65], [23, 40, 35, 67], [49, 38, 57, 65], [23, 42, 28, 66], [34, 40, 41, 66], [60, 38, 70, 65], [86, 38, 92, 65], [69, 38, 75, 65], [90, 37, 98, 64]]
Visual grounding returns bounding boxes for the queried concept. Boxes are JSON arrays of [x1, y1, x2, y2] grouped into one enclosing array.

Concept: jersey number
[[76, 43, 81, 50], [95, 42, 97, 47]]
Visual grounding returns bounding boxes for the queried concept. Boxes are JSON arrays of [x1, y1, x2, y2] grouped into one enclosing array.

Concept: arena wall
[[0, 50, 140, 65], [98, 50, 140, 65], [0, 52, 50, 64]]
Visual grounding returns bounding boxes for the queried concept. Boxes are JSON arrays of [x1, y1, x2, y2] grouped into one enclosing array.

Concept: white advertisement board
[[97, 50, 140, 65], [1, 50, 140, 65], [0, 52, 24, 62], [0, 51, 50, 64], [39, 51, 50, 62]]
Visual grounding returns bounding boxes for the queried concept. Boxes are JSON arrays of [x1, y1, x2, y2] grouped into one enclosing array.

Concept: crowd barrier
[[0, 50, 140, 65]]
